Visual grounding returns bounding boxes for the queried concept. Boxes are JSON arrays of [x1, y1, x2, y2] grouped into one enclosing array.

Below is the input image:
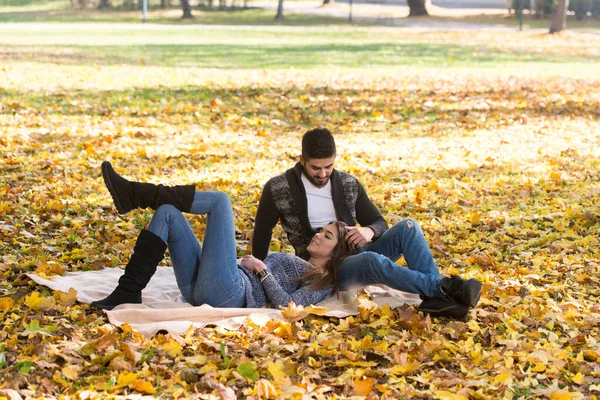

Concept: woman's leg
[[188, 191, 245, 307], [147, 193, 245, 308], [146, 204, 202, 304], [102, 161, 195, 214]]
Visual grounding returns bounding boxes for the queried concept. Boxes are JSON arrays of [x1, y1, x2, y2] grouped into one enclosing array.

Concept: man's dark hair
[[302, 128, 336, 160]]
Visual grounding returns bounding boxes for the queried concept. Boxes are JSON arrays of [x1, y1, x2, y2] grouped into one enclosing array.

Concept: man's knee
[[396, 218, 418, 230]]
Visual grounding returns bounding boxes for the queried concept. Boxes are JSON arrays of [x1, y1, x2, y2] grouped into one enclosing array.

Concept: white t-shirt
[[301, 173, 337, 231]]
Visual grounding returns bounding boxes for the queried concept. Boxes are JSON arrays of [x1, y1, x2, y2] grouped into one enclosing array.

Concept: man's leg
[[363, 218, 440, 277], [337, 251, 444, 298]]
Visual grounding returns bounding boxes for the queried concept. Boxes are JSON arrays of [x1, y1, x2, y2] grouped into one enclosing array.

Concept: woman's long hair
[[298, 221, 356, 296]]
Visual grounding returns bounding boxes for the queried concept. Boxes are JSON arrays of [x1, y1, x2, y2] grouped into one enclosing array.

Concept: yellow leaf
[[55, 287, 77, 306], [62, 365, 81, 381], [25, 292, 46, 310], [280, 302, 311, 322], [116, 372, 137, 387], [162, 341, 182, 358], [267, 361, 287, 382], [435, 391, 469, 400], [572, 372, 584, 385], [0, 297, 15, 311], [353, 377, 375, 396], [254, 379, 278, 399], [550, 171, 562, 181], [550, 391, 583, 400], [390, 361, 421, 375], [199, 362, 218, 374], [414, 187, 424, 206], [53, 371, 69, 387], [494, 372, 512, 384], [531, 362, 546, 372], [132, 379, 155, 394]]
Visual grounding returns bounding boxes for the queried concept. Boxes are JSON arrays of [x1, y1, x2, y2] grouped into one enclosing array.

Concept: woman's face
[[307, 223, 340, 259]]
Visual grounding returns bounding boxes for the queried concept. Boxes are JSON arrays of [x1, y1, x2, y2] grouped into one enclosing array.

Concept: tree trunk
[[549, 0, 568, 32], [181, 0, 194, 18], [160, 0, 167, 9], [97, 0, 109, 9], [407, 0, 428, 16], [275, 0, 284, 20]]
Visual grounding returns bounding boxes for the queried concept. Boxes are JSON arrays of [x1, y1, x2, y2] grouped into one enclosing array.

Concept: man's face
[[300, 155, 335, 188]]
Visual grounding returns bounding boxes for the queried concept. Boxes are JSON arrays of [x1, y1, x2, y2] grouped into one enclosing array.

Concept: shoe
[[92, 229, 166, 310], [418, 297, 469, 319], [440, 275, 482, 308], [102, 161, 195, 214]]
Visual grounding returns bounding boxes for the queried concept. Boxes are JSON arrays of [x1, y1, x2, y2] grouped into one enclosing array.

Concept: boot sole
[[465, 279, 482, 308], [419, 303, 469, 319], [91, 300, 116, 311], [102, 161, 127, 214]]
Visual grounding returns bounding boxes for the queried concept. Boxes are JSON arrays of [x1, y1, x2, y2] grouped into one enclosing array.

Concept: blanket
[[27, 266, 421, 336]]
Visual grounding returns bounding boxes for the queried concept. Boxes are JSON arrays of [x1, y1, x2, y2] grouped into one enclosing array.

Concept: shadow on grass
[[3, 41, 598, 69]]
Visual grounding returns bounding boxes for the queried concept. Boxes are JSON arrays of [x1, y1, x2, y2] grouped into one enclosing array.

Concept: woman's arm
[[260, 275, 332, 308]]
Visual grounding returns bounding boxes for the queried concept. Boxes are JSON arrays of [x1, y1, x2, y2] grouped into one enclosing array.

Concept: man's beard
[[305, 172, 329, 188]]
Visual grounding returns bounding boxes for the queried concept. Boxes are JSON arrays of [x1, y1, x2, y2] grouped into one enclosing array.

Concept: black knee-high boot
[[92, 229, 167, 310], [102, 161, 196, 214]]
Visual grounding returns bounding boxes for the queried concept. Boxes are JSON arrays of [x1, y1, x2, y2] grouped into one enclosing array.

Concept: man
[[252, 128, 482, 319]]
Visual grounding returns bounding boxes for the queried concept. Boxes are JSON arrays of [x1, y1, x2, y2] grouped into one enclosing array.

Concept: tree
[[550, 0, 569, 33], [275, 0, 284, 20], [407, 0, 428, 16], [181, 0, 194, 18], [97, 0, 110, 9]]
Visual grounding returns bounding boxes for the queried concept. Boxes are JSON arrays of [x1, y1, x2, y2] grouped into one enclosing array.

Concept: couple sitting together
[[93, 128, 482, 319]]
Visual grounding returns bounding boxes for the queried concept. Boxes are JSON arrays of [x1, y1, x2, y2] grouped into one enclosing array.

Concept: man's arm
[[252, 181, 280, 260], [355, 182, 388, 239]]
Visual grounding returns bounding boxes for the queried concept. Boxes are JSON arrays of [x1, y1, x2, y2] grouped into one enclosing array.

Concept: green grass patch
[[1, 23, 598, 73]]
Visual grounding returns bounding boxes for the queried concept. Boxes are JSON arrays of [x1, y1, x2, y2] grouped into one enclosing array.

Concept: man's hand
[[345, 226, 374, 249], [240, 255, 267, 273]]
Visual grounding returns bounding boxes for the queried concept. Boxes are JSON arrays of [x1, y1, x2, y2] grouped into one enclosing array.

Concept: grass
[[1, 22, 599, 77]]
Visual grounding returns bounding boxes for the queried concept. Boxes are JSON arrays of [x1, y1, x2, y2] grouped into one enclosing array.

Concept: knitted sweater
[[240, 253, 332, 308], [252, 162, 388, 260]]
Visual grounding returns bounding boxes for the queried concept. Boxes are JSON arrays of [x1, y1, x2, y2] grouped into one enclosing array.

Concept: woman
[[92, 162, 355, 310]]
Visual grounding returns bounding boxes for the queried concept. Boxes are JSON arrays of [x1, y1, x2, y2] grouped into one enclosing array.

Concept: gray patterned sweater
[[239, 253, 331, 308], [252, 162, 389, 260]]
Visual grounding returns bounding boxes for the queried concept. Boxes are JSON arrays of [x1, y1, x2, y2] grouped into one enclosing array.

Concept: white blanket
[[27, 267, 421, 336]]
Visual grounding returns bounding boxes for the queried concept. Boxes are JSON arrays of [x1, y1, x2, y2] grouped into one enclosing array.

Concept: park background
[[0, 0, 599, 398]]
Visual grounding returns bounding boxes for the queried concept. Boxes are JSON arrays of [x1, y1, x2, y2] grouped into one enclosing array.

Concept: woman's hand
[[240, 255, 267, 273]]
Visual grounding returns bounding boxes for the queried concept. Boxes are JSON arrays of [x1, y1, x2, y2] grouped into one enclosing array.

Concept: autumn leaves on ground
[[0, 20, 599, 399]]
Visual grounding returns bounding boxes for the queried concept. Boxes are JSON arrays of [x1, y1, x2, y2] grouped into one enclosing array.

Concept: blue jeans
[[146, 191, 246, 308], [337, 219, 444, 298]]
